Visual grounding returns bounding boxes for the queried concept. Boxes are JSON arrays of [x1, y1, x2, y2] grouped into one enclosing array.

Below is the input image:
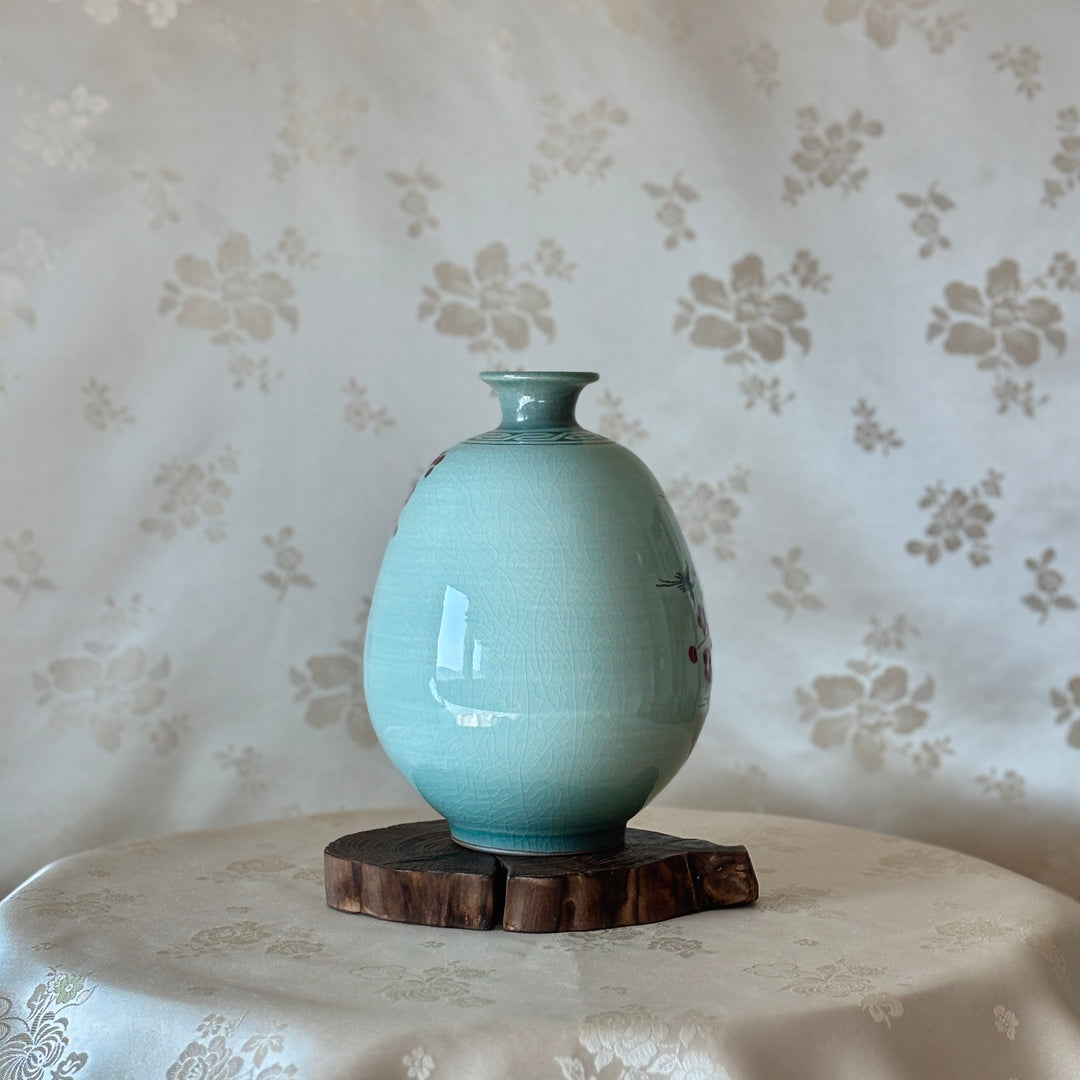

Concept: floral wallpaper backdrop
[[1, 0, 1078, 899]]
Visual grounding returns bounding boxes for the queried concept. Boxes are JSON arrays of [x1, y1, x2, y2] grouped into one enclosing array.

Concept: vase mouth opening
[[480, 370, 599, 387], [481, 371, 599, 431]]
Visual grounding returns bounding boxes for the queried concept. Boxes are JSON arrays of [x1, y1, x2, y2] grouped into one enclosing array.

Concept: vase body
[[364, 372, 710, 854]]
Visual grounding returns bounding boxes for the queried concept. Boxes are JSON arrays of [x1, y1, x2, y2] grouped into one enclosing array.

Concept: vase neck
[[480, 371, 599, 431]]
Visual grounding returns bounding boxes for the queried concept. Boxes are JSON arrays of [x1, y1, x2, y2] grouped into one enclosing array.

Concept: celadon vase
[[363, 371, 711, 855]]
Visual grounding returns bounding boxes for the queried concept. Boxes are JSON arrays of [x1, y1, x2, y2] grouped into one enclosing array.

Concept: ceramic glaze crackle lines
[[364, 373, 709, 854]]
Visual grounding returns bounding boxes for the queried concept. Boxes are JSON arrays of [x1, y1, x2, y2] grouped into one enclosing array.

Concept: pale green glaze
[[364, 372, 710, 854]]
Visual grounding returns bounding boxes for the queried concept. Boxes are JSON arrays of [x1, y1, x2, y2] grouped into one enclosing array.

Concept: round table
[[2, 807, 1079, 1079]]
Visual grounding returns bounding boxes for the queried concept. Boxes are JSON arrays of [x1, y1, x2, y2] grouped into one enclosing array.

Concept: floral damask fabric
[[1, 808, 1079, 1077], [1, 0, 1079, 900]]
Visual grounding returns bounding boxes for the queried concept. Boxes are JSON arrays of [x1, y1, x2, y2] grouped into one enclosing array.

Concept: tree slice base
[[324, 819, 758, 933]]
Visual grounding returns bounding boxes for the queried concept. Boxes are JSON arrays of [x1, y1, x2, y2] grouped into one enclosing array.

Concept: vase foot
[[448, 824, 626, 857]]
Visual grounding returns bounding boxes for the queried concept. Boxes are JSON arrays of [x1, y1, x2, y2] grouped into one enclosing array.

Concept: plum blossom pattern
[[1022, 549, 1076, 623], [260, 526, 316, 601], [783, 108, 884, 205], [906, 469, 1003, 566], [1051, 677, 1080, 749], [342, 379, 394, 433], [31, 595, 182, 753], [0, 970, 95, 1080], [555, 1006, 726, 1080], [768, 547, 825, 620], [897, 183, 955, 258], [666, 467, 749, 562], [990, 45, 1042, 99], [141, 446, 239, 542], [641, 172, 699, 249], [674, 252, 823, 412], [160, 230, 315, 391], [657, 566, 711, 684], [386, 163, 441, 238], [418, 240, 571, 355], [732, 40, 780, 95], [270, 83, 370, 181], [822, 0, 967, 53], [289, 605, 375, 746], [163, 1013, 297, 1080], [529, 95, 627, 193], [1042, 107, 1080, 208], [928, 257, 1072, 416], [2, 529, 57, 605], [852, 399, 903, 454], [10, 84, 108, 175], [796, 616, 942, 774]]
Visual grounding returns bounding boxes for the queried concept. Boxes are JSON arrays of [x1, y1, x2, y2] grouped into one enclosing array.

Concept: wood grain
[[324, 820, 757, 933]]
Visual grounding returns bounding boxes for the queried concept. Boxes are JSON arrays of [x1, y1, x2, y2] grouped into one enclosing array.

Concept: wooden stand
[[324, 820, 758, 933]]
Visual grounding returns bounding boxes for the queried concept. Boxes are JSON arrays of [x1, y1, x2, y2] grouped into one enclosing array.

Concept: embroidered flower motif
[[642, 172, 699, 249], [906, 470, 1002, 566], [141, 447, 239, 542], [290, 605, 375, 746], [783, 107, 883, 204], [12, 84, 108, 174], [823, 0, 967, 53], [666, 467, 749, 562], [160, 230, 314, 391], [83, 379, 135, 431], [32, 597, 178, 753], [768, 547, 825, 620], [593, 389, 647, 444], [975, 769, 1026, 803], [990, 45, 1042, 99], [260, 526, 316, 601], [342, 379, 394, 433], [1043, 107, 1080, 208], [403, 1048, 434, 1080], [897, 182, 954, 257], [270, 83, 370, 181], [557, 1006, 725, 1080], [214, 746, 266, 795], [852, 399, 903, 454], [993, 1005, 1020, 1040], [386, 164, 441, 238], [0, 971, 95, 1080], [2, 529, 57, 605], [675, 253, 821, 412], [418, 240, 565, 355], [1051, 676, 1080, 749], [162, 233, 298, 345], [1022, 549, 1077, 622], [732, 40, 780, 95], [796, 617, 940, 774], [164, 1016, 296, 1080], [529, 95, 627, 193]]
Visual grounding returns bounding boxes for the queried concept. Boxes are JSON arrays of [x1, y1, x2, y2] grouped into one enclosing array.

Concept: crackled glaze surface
[[364, 373, 709, 853]]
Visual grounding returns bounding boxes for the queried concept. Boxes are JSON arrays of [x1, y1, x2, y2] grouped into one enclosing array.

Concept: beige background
[[1, 0, 1078, 900]]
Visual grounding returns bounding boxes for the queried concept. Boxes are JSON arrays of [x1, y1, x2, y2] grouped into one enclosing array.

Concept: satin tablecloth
[[2, 806, 1079, 1079]]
